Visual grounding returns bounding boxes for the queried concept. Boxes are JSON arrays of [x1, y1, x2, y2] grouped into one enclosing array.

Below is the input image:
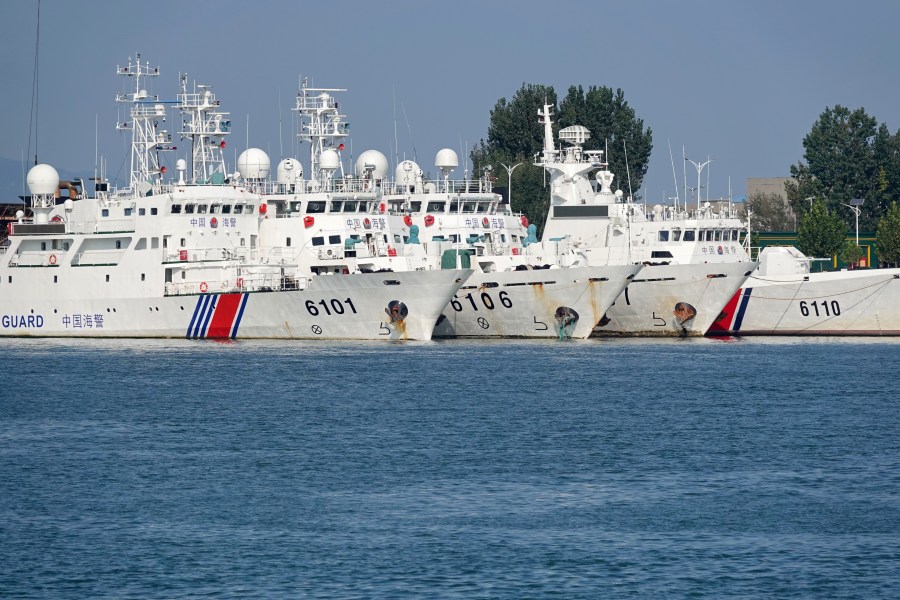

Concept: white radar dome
[[395, 160, 421, 186], [237, 148, 271, 180], [26, 164, 60, 195], [355, 150, 389, 180], [276, 158, 303, 183], [320, 149, 340, 171], [435, 148, 459, 171]]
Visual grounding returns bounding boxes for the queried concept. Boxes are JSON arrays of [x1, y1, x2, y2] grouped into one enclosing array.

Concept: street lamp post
[[685, 157, 712, 213], [842, 198, 865, 245], [501, 162, 523, 207]]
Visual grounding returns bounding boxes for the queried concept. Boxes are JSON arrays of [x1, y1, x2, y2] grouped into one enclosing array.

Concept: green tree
[[557, 85, 652, 195], [786, 105, 899, 231], [796, 199, 847, 270], [471, 83, 651, 237], [838, 240, 864, 267], [742, 191, 796, 232], [875, 201, 900, 266]]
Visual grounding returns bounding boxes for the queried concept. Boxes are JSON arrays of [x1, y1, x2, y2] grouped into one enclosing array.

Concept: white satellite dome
[[435, 148, 459, 171], [26, 164, 60, 195], [395, 160, 421, 186], [237, 148, 271, 180], [319, 149, 340, 171], [355, 150, 389, 179], [276, 158, 303, 183]]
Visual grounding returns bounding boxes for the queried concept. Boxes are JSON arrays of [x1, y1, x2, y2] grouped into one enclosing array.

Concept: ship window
[[402, 235, 409, 243], [450, 234, 460, 243], [330, 200, 342, 212], [106, 275, 110, 282], [41, 242, 46, 251], [210, 204, 221, 214], [171, 204, 182, 214], [312, 237, 325, 246], [151, 208, 158, 216], [410, 201, 422, 212], [139, 208, 146, 216], [427, 201, 446, 213], [501, 234, 507, 242], [383, 234, 389, 243], [286, 237, 291, 247], [240, 238, 246, 247], [449, 201, 459, 212], [125, 208, 133, 216], [714, 230, 722, 241], [343, 201, 357, 212], [64, 242, 70, 251], [54, 275, 58, 283], [151, 238, 159, 249], [198, 204, 208, 214], [180, 238, 186, 246], [658, 230, 669, 242], [222, 204, 232, 214], [141, 274, 145, 281], [185, 204, 196, 214], [705, 230, 714, 241], [394, 234, 402, 243], [307, 201, 325, 214], [116, 240, 122, 249], [102, 209, 109, 217], [651, 251, 674, 258], [462, 202, 476, 213], [673, 229, 682, 241], [233, 204, 244, 214], [135, 239, 147, 250], [328, 235, 340, 244], [683, 230, 696, 241], [732, 230, 739, 241], [181, 271, 186, 279]]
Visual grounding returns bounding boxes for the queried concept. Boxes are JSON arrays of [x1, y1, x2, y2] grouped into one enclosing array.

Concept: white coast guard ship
[[707, 246, 900, 335], [0, 56, 468, 340], [252, 83, 640, 339], [535, 104, 757, 336]]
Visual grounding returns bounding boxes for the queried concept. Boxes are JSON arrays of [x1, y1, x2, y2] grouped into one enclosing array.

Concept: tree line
[[472, 86, 900, 266]]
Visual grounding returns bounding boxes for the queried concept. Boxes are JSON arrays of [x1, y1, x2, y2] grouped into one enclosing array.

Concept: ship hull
[[592, 262, 757, 337], [707, 268, 900, 336], [432, 264, 641, 339], [0, 269, 470, 341]]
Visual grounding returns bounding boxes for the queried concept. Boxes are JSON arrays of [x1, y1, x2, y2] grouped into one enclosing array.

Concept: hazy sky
[[2, 0, 899, 202]]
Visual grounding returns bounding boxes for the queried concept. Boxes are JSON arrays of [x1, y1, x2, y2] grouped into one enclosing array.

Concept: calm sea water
[[1, 337, 898, 598]]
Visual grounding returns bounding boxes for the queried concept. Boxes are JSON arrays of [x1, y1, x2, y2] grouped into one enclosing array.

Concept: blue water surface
[[1, 337, 898, 598]]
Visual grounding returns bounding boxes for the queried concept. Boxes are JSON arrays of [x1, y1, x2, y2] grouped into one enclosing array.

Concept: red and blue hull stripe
[[707, 287, 753, 336], [187, 293, 250, 339]]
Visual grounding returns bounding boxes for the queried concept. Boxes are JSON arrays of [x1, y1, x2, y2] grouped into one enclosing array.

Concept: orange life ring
[[200, 281, 208, 293], [521, 215, 529, 228], [48, 254, 57, 265], [404, 214, 413, 227], [424, 215, 435, 227]]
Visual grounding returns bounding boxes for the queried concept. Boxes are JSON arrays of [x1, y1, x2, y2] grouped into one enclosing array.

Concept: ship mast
[[115, 54, 173, 194], [177, 77, 231, 184], [294, 80, 348, 183]]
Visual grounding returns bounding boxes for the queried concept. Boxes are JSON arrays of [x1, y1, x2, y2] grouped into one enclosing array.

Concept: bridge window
[[658, 230, 669, 242], [683, 230, 696, 241]]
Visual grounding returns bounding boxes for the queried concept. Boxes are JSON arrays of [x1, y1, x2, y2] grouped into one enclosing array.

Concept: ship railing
[[71, 250, 126, 266], [164, 273, 309, 296], [164, 247, 262, 264]]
